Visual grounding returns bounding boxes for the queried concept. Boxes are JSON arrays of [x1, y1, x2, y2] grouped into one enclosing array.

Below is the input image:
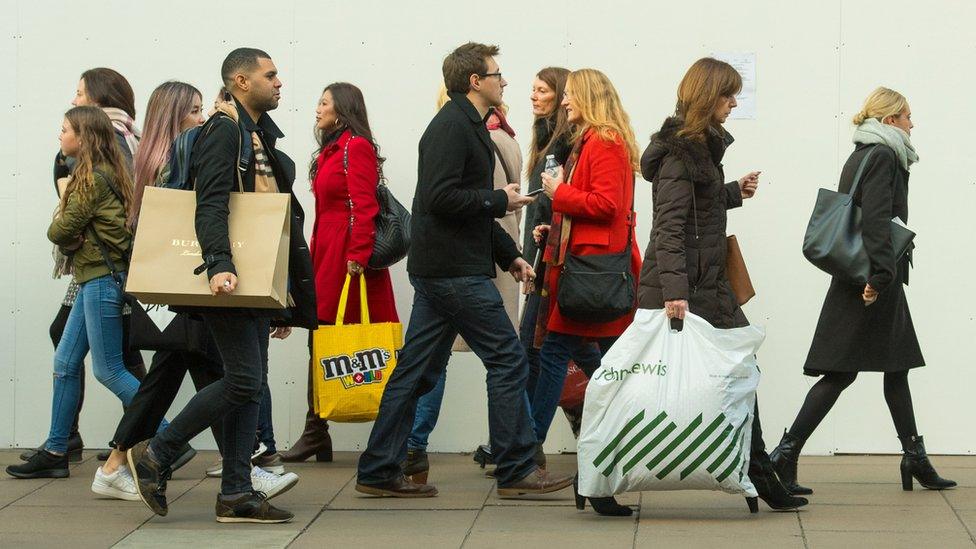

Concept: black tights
[[788, 370, 917, 442]]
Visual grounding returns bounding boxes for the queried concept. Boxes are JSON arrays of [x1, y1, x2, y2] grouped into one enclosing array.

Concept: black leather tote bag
[[802, 146, 915, 284]]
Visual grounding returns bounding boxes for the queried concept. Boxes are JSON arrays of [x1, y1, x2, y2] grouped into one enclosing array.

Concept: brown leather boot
[[282, 362, 333, 463], [496, 467, 574, 497], [355, 475, 438, 498], [280, 409, 332, 463]]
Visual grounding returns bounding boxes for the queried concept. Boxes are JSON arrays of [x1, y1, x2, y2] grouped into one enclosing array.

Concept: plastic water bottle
[[544, 154, 559, 178]]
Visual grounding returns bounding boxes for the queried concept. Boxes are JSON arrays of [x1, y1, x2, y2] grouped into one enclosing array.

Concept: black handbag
[[802, 146, 916, 284], [343, 138, 411, 269], [556, 177, 636, 323]]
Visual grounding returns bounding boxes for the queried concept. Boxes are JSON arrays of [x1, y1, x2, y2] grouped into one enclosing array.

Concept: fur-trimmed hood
[[641, 117, 734, 183]]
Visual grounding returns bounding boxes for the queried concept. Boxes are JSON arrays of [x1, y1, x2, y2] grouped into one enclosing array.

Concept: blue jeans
[[358, 275, 537, 486], [47, 274, 163, 453], [407, 369, 447, 451], [531, 331, 616, 443], [151, 313, 269, 496], [519, 292, 602, 399]]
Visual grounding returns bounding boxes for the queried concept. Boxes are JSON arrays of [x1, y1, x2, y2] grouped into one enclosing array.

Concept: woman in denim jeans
[[6, 106, 145, 480]]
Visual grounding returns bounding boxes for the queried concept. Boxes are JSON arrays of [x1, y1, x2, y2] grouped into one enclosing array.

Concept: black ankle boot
[[402, 449, 429, 485], [749, 452, 808, 511], [573, 475, 632, 516], [899, 435, 956, 491], [472, 444, 494, 468], [769, 430, 813, 495]]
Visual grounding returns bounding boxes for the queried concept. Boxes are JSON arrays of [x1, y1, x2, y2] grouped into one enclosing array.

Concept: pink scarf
[[102, 107, 141, 156]]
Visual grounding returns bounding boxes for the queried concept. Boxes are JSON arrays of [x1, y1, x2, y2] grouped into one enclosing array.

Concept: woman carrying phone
[[534, 68, 642, 516], [770, 87, 955, 494], [638, 58, 806, 512]]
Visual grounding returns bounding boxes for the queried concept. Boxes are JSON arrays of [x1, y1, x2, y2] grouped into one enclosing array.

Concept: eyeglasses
[[479, 72, 503, 80]]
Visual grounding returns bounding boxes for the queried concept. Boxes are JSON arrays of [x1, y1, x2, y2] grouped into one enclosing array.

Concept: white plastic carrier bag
[[577, 309, 764, 498]]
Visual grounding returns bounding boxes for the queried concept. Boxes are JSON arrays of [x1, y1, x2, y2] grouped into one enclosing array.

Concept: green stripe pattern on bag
[[595, 410, 751, 485]]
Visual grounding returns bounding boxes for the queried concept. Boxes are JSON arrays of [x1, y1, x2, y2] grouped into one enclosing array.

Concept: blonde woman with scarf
[[771, 87, 956, 495]]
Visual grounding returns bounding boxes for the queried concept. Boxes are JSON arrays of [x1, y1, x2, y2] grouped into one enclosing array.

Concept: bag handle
[[491, 140, 517, 185], [335, 273, 371, 327], [845, 145, 878, 204]]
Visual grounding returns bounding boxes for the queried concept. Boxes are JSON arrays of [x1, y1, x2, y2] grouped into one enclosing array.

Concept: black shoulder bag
[[802, 146, 915, 284], [342, 137, 412, 269], [556, 174, 637, 323]]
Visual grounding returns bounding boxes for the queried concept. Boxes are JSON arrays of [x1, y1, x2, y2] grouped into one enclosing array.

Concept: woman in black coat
[[771, 87, 955, 494], [638, 58, 806, 512]]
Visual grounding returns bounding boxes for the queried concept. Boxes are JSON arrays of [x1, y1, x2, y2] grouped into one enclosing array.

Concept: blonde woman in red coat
[[282, 83, 399, 463], [533, 69, 641, 516]]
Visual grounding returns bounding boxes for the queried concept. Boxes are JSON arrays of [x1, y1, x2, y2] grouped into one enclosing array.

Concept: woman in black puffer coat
[[638, 58, 806, 512]]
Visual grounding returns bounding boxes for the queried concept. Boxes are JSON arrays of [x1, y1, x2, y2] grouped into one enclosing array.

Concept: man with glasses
[[356, 42, 574, 498]]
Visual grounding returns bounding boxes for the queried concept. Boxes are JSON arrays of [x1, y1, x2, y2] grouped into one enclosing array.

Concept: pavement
[[1, 450, 975, 548]]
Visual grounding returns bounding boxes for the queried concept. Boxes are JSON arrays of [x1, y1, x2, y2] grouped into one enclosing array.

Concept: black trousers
[[111, 345, 225, 450], [49, 304, 146, 437]]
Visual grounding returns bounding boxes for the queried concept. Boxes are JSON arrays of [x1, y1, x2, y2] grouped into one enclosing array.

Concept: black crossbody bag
[[556, 172, 637, 323]]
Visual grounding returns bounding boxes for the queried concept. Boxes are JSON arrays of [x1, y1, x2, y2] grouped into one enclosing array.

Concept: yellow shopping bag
[[312, 274, 403, 422]]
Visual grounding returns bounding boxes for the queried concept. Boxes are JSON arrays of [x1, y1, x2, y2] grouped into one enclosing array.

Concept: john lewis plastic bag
[[577, 309, 764, 498]]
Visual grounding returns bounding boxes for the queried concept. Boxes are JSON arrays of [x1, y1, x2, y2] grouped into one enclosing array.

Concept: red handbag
[[559, 361, 589, 409]]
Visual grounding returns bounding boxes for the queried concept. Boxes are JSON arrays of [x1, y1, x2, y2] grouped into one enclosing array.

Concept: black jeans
[[111, 340, 225, 450], [357, 275, 537, 486], [150, 313, 269, 495]]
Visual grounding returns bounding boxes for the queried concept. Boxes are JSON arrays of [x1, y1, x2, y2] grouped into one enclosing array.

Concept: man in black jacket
[[129, 48, 316, 524], [356, 42, 574, 498]]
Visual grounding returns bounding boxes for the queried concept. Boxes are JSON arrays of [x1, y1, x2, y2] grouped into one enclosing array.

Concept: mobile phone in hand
[[523, 188, 545, 197]]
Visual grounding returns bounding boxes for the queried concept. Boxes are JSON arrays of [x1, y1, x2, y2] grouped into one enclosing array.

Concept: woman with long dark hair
[[637, 58, 805, 512], [281, 83, 398, 463], [7, 107, 139, 480]]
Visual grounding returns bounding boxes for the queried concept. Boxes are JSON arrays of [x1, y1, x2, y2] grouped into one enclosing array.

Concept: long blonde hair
[[852, 87, 909, 125], [565, 69, 639, 170], [60, 106, 135, 225], [675, 58, 742, 142]]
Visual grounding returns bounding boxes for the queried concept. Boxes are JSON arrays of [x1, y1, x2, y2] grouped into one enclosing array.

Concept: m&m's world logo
[[320, 347, 392, 389]]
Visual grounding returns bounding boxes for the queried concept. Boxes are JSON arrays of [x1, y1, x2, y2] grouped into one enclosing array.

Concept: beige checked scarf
[[212, 100, 279, 193]]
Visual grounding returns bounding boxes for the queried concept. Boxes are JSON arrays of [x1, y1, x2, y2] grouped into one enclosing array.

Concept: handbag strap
[[335, 273, 371, 326], [491, 140, 517, 185], [88, 169, 131, 287], [845, 145, 879, 203]]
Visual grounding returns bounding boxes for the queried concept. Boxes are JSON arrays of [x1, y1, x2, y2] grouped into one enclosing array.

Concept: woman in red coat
[[282, 82, 399, 463], [533, 69, 641, 516]]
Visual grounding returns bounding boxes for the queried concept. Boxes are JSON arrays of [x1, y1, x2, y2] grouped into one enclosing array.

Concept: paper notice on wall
[[712, 52, 757, 120]]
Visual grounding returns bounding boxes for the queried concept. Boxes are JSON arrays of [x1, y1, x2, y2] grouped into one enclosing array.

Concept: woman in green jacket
[[7, 106, 146, 480]]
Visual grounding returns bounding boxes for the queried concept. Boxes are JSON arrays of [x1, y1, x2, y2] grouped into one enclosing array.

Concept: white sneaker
[[91, 465, 140, 501], [206, 457, 223, 478], [207, 444, 268, 478], [250, 466, 299, 499]]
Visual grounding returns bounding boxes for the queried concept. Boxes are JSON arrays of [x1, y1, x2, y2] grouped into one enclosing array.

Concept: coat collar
[[233, 97, 284, 141], [447, 91, 493, 151]]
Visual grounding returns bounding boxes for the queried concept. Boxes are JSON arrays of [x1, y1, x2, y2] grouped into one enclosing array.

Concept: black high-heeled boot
[[749, 452, 808, 511], [899, 435, 956, 491], [770, 430, 813, 495], [573, 475, 633, 517]]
